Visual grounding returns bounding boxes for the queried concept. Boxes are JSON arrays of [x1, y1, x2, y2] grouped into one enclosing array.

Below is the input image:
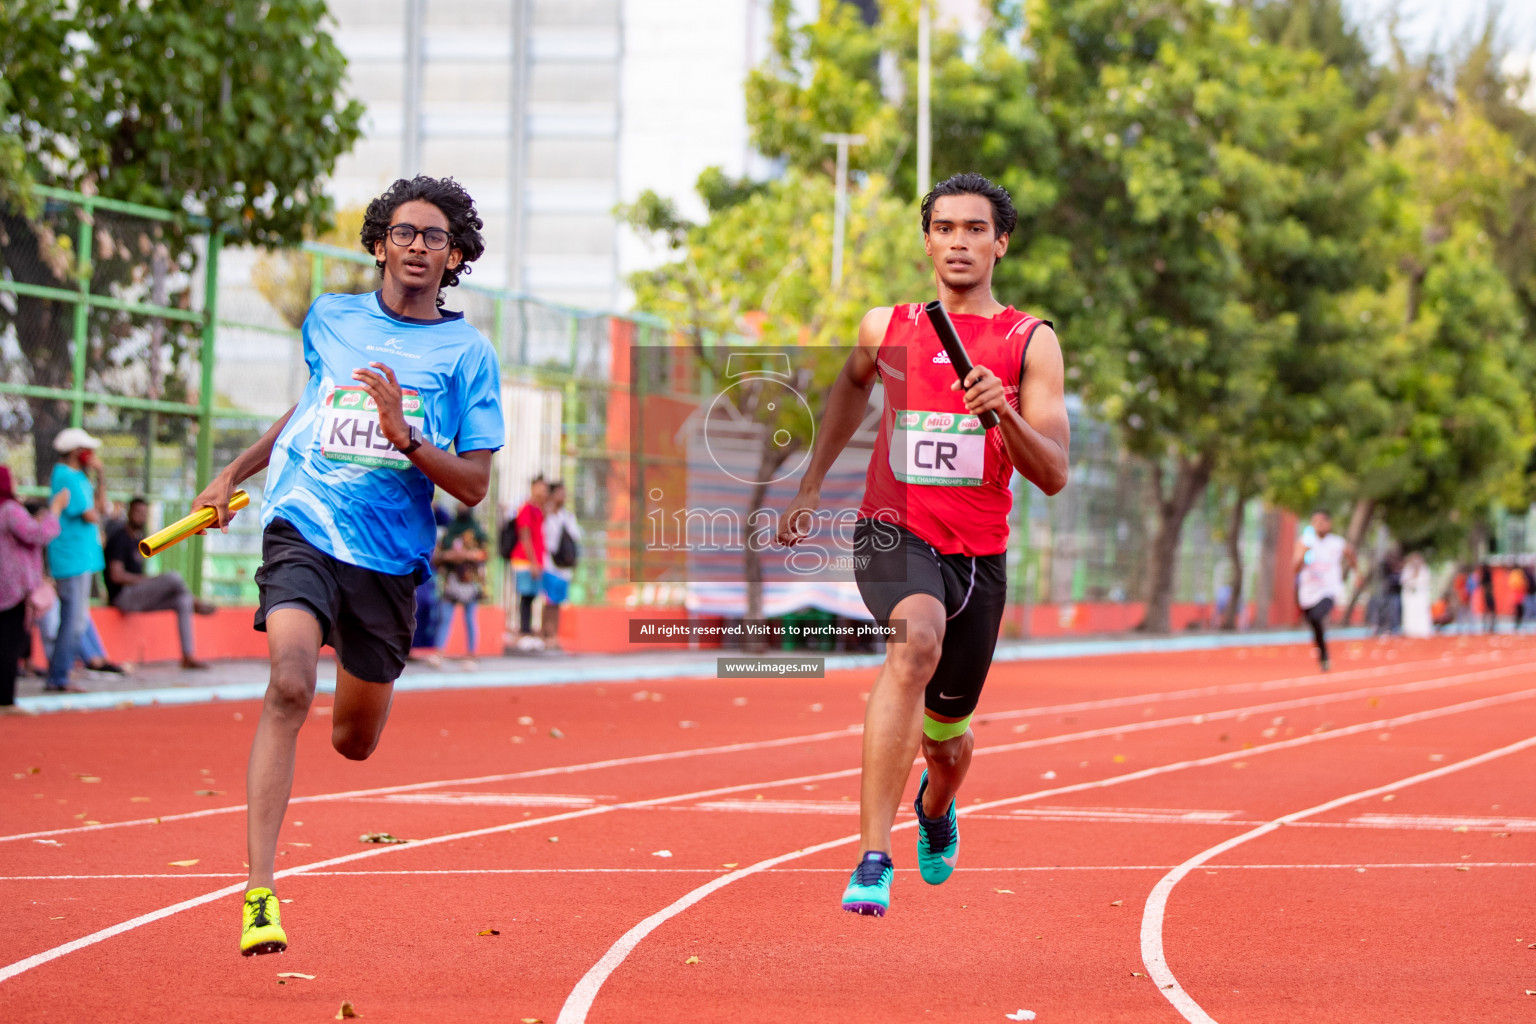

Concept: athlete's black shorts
[[853, 518, 1008, 722], [253, 518, 418, 683]]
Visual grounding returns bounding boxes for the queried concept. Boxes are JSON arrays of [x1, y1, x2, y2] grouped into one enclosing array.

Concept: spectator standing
[[541, 481, 581, 650], [434, 503, 487, 665], [103, 497, 214, 669], [0, 467, 66, 711], [508, 476, 548, 652], [46, 428, 108, 692], [1400, 553, 1434, 639], [1522, 564, 1536, 632], [1510, 564, 1529, 632], [1479, 562, 1497, 633]]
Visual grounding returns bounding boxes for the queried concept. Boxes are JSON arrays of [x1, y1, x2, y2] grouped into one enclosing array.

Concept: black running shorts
[[852, 518, 1008, 722], [253, 518, 418, 683]]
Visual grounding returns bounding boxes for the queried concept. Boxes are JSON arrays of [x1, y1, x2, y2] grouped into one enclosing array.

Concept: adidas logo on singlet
[[932, 350, 952, 364]]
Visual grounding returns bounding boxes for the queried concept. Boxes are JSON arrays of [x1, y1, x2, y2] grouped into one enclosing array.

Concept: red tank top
[[858, 302, 1047, 555]]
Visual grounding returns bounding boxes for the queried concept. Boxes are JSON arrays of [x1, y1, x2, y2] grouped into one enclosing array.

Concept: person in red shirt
[[509, 476, 548, 651], [779, 173, 1070, 916]]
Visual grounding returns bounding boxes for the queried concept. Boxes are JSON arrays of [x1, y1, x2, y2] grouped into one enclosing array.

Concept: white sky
[[1343, 0, 1535, 60]]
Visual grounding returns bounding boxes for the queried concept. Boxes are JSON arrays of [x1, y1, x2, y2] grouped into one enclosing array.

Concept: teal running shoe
[[914, 770, 959, 885], [841, 851, 894, 916]]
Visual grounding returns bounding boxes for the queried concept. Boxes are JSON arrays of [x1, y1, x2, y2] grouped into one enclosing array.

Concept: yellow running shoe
[[240, 887, 287, 956]]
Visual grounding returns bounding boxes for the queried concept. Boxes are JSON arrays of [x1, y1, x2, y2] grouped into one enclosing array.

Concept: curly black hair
[[360, 175, 486, 304], [920, 172, 1019, 240]]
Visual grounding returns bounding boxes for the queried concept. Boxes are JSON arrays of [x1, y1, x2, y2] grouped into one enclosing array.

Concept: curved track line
[[1140, 733, 1536, 1023], [7, 651, 1516, 846], [553, 685, 1536, 1024], [7, 665, 1530, 989], [0, 762, 869, 985]]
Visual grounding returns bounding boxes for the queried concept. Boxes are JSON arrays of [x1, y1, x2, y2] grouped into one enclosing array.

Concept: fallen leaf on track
[[653, 850, 672, 858], [678, 721, 699, 729], [1456, 866, 1470, 872], [1132, 971, 1146, 977], [478, 929, 500, 936], [522, 1018, 543, 1022], [1110, 900, 1123, 907], [1039, 771, 1056, 780], [1452, 825, 1470, 833], [194, 790, 224, 796], [33, 839, 62, 846], [335, 1000, 361, 1018], [995, 889, 1014, 894], [1112, 754, 1126, 764], [722, 863, 738, 869], [1012, 723, 1030, 734], [684, 956, 700, 965], [130, 796, 150, 802], [1382, 794, 1396, 802], [277, 972, 315, 980], [517, 716, 534, 725], [1004, 1012, 1036, 1021], [78, 776, 101, 783], [549, 728, 564, 739], [358, 832, 409, 844], [168, 859, 200, 867], [548, 836, 559, 843]]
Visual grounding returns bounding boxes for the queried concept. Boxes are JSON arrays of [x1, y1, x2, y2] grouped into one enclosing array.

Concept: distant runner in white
[[1293, 510, 1356, 672]]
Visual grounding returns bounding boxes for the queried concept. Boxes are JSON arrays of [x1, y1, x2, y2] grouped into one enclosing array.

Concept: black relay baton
[[923, 299, 1000, 430]]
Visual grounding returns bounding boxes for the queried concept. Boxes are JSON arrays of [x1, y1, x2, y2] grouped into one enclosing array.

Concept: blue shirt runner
[[262, 291, 504, 577]]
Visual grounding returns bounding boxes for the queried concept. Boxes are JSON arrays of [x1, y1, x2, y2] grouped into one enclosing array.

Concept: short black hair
[[361, 175, 486, 304], [129, 496, 148, 508], [920, 172, 1019, 239]]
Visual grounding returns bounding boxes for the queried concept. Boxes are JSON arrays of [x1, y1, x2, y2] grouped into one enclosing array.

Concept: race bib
[[319, 385, 425, 469], [890, 409, 985, 486]]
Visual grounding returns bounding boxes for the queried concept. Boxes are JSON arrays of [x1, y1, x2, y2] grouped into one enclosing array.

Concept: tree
[[622, 167, 930, 631], [252, 207, 378, 330], [0, 0, 363, 477]]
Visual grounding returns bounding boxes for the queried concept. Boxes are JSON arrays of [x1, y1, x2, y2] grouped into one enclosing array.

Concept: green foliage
[[0, 0, 363, 244]]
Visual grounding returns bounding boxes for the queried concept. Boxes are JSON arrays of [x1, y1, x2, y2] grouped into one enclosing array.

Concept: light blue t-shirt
[[262, 291, 505, 577], [47, 462, 104, 579]]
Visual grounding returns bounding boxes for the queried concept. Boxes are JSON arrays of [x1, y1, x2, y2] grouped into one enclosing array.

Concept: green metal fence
[[0, 185, 240, 596], [3, 186, 1267, 622]]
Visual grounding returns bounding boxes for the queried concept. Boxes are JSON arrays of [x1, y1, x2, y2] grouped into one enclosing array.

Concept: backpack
[[552, 523, 579, 569]]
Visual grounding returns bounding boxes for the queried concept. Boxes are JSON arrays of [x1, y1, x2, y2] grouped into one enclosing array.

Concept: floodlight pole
[[821, 132, 865, 290], [917, 0, 931, 199], [403, 0, 424, 176]]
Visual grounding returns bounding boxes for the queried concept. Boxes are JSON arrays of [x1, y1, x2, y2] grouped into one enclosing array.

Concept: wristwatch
[[396, 425, 425, 456]]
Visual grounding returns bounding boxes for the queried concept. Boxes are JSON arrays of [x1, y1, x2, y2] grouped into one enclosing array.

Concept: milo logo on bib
[[319, 385, 426, 469], [890, 408, 986, 486]]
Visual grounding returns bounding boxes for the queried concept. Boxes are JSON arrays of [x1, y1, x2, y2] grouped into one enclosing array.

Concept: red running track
[[2, 635, 1535, 1023]]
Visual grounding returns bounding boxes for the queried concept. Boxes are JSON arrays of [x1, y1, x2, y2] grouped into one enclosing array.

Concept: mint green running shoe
[[914, 770, 959, 885], [841, 851, 894, 916]]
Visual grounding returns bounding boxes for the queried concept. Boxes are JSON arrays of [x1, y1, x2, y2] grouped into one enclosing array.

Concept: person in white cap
[[46, 427, 108, 692]]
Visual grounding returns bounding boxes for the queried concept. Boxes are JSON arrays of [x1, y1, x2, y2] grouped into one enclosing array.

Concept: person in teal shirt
[[47, 428, 107, 692]]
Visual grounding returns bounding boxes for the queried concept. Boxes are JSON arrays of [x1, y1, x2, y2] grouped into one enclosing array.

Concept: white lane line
[[553, 685, 1536, 1024], [9, 861, 1536, 882], [7, 672, 1532, 988], [6, 659, 1530, 982], [1140, 734, 1536, 1024], [24, 657, 1512, 850], [0, 649, 1492, 846], [0, 758, 929, 986]]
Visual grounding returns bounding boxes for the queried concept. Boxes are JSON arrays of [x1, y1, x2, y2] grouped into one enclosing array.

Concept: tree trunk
[[0, 209, 80, 484], [1220, 486, 1248, 631], [1139, 452, 1214, 633], [1341, 496, 1377, 624], [742, 425, 796, 654]]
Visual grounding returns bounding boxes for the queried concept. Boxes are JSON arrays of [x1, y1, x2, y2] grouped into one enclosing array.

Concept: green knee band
[[923, 713, 972, 742]]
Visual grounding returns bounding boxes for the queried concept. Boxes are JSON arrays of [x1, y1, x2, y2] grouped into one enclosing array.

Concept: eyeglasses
[[387, 224, 451, 250]]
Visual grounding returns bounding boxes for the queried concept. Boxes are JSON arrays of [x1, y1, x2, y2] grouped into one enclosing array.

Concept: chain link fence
[[4, 187, 1264, 626]]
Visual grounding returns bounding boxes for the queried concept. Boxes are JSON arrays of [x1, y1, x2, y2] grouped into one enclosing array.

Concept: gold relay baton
[[137, 490, 250, 558]]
